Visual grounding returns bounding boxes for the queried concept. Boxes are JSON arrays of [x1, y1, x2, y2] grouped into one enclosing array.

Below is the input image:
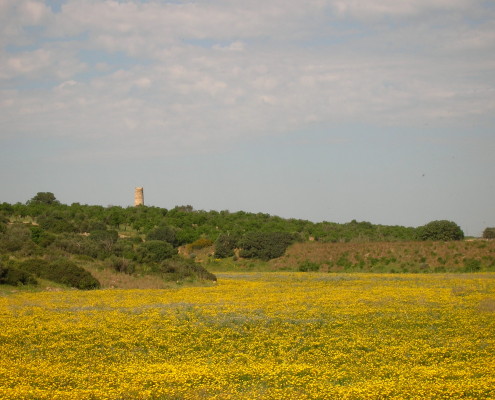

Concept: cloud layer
[[2, 0, 494, 160]]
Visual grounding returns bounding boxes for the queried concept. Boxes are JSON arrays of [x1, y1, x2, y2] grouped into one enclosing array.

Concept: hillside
[[269, 240, 495, 273], [0, 192, 492, 289]]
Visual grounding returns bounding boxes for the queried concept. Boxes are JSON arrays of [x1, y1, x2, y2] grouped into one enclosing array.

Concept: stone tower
[[134, 187, 144, 206]]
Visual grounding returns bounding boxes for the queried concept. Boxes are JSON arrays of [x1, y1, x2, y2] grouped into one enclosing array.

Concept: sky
[[1, 0, 494, 236]]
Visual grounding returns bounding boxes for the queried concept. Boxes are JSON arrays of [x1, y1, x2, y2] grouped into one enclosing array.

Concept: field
[[1, 272, 495, 399]]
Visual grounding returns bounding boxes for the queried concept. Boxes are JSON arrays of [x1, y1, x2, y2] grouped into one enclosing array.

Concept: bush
[[189, 237, 214, 250], [146, 225, 177, 245], [18, 258, 100, 289], [90, 229, 118, 243], [298, 261, 320, 272], [30, 225, 55, 247], [90, 229, 119, 254], [417, 220, 464, 241], [159, 257, 217, 281], [482, 227, 495, 239], [52, 235, 101, 258], [463, 258, 481, 272], [37, 215, 77, 233], [0, 223, 36, 254], [137, 241, 177, 263], [106, 256, 135, 274], [175, 228, 200, 246], [239, 232, 295, 260], [0, 264, 37, 286], [18, 258, 51, 276], [49, 259, 100, 289], [215, 234, 239, 258]]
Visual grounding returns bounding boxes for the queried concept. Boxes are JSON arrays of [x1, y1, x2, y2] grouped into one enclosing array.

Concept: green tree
[[28, 192, 59, 205], [146, 225, 177, 245], [137, 241, 177, 263], [0, 263, 37, 286], [29, 226, 55, 247], [18, 258, 100, 289], [482, 227, 495, 239], [417, 220, 464, 241], [37, 214, 77, 233], [90, 229, 119, 253], [214, 234, 239, 258], [159, 257, 217, 281], [52, 234, 100, 258], [0, 223, 36, 254], [239, 232, 295, 260], [49, 259, 100, 289]]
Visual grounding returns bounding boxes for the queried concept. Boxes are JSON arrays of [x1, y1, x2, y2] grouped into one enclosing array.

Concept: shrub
[[18, 258, 100, 289], [18, 258, 51, 276], [189, 237, 214, 250], [90, 229, 119, 254], [215, 234, 239, 258], [49, 259, 100, 289], [30, 226, 55, 247], [159, 257, 217, 281], [175, 228, 200, 246], [463, 258, 481, 272], [0, 223, 36, 254], [146, 225, 177, 245], [298, 261, 320, 272], [90, 229, 118, 243], [482, 227, 495, 239], [239, 232, 295, 260], [52, 235, 100, 258], [0, 264, 37, 286], [106, 256, 135, 274], [417, 220, 464, 241], [37, 215, 77, 233], [137, 241, 177, 263]]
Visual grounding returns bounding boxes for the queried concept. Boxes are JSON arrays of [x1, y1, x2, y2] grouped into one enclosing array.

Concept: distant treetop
[[483, 227, 495, 239], [417, 220, 464, 241], [28, 192, 60, 205]]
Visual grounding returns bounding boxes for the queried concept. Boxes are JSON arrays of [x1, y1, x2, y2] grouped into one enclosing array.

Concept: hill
[[0, 192, 490, 289]]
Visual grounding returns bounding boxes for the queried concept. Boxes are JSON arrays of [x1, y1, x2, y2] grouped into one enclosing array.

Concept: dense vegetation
[[483, 227, 495, 239], [0, 192, 488, 289]]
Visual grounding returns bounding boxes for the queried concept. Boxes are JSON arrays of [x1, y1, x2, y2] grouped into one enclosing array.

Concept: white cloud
[[0, 46, 86, 80], [332, 0, 477, 20], [55, 79, 77, 90], [133, 77, 152, 89], [213, 41, 245, 52], [1, 0, 494, 160], [19, 0, 52, 24]]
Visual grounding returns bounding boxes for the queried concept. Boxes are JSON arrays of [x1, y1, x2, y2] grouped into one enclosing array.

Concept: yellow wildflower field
[[1, 273, 494, 399]]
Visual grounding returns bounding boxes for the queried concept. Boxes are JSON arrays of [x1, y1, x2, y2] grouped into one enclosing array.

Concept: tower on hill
[[134, 187, 144, 206]]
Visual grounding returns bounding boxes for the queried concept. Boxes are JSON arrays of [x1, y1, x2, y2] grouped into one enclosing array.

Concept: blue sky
[[1, 0, 494, 236]]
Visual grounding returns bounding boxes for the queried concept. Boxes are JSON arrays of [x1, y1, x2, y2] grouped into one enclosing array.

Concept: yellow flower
[[0, 273, 494, 399]]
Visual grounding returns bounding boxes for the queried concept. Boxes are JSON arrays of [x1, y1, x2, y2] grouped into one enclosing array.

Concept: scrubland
[[271, 239, 495, 273], [1, 272, 494, 399]]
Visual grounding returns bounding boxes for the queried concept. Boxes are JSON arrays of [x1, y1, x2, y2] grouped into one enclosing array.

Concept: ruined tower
[[134, 187, 144, 206]]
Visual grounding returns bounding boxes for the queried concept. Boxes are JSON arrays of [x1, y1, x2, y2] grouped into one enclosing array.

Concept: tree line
[[0, 192, 480, 288]]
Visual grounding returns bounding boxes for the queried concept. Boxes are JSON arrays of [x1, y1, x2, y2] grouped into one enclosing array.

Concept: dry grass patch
[[87, 267, 175, 289], [269, 240, 495, 272]]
